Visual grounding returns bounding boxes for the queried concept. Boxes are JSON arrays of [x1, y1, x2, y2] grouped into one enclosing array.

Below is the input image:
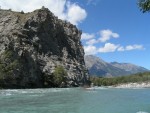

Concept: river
[[0, 87, 150, 113]]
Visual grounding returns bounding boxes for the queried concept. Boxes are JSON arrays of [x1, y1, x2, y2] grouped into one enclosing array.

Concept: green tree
[[53, 66, 68, 86], [0, 50, 20, 87], [138, 0, 150, 13]]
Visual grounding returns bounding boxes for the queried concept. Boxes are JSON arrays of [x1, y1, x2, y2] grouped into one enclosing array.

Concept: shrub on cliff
[[53, 66, 68, 87], [0, 50, 20, 87]]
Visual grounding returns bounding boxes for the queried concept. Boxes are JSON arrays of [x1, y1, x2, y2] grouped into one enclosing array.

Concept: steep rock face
[[0, 8, 89, 88]]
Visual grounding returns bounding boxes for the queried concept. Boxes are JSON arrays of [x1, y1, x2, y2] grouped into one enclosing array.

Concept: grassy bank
[[90, 72, 150, 86]]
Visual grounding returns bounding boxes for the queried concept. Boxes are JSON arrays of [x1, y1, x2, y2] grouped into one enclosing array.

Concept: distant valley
[[85, 55, 149, 77]]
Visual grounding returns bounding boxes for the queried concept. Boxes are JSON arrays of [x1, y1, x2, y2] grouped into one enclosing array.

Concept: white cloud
[[84, 45, 97, 55], [81, 33, 95, 40], [125, 45, 144, 51], [82, 30, 119, 45], [117, 45, 144, 51], [0, 0, 66, 16], [82, 30, 145, 54], [117, 46, 125, 51], [84, 29, 119, 45], [0, 0, 87, 25], [83, 43, 145, 55], [67, 3, 87, 25], [84, 43, 119, 55], [99, 29, 119, 42], [86, 39, 97, 45], [98, 43, 119, 53]]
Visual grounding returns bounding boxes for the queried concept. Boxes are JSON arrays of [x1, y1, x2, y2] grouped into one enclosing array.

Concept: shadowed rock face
[[0, 8, 89, 88]]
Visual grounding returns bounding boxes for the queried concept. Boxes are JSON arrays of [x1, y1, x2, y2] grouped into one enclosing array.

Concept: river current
[[0, 87, 150, 113]]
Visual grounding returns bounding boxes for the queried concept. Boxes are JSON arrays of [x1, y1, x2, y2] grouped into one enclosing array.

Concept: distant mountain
[[110, 62, 148, 74], [85, 55, 149, 77]]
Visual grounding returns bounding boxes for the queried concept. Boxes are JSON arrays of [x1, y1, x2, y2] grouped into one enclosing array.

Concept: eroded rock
[[0, 8, 89, 88]]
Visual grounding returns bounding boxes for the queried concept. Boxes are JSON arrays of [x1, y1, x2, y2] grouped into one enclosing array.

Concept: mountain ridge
[[85, 55, 149, 77]]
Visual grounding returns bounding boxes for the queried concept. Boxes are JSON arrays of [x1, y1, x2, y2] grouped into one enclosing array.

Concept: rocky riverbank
[[114, 82, 150, 88]]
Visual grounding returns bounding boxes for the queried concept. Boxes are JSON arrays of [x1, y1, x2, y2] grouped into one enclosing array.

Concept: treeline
[[90, 72, 150, 86]]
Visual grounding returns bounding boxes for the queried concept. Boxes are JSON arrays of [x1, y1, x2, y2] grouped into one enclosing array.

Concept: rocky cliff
[[0, 8, 89, 88]]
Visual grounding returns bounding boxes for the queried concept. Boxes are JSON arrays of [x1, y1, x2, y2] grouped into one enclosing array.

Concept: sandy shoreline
[[113, 82, 150, 88]]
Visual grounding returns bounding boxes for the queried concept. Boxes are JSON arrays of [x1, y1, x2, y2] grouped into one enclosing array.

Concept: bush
[[53, 66, 68, 86], [90, 72, 150, 86], [21, 10, 24, 14], [0, 50, 20, 87]]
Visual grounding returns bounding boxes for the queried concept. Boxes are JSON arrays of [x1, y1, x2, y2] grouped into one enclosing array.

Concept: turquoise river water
[[0, 87, 150, 113]]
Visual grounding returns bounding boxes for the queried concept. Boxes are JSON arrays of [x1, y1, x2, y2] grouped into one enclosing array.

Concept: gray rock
[[0, 8, 89, 88]]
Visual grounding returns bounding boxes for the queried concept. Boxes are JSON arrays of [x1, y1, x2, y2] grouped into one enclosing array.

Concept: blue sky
[[77, 0, 150, 69], [0, 0, 150, 69]]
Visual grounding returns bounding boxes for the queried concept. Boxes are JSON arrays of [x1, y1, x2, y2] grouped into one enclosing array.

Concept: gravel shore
[[114, 82, 150, 88]]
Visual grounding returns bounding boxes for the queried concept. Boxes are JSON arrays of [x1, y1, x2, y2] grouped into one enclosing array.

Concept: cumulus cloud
[[67, 3, 87, 25], [0, 0, 87, 25], [81, 33, 95, 40], [98, 43, 119, 53], [125, 45, 144, 51], [99, 29, 119, 42], [82, 29, 145, 54], [117, 45, 144, 51], [117, 46, 125, 51], [84, 29, 119, 45], [84, 45, 97, 55], [84, 43, 119, 55], [83, 43, 145, 55], [86, 39, 97, 45]]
